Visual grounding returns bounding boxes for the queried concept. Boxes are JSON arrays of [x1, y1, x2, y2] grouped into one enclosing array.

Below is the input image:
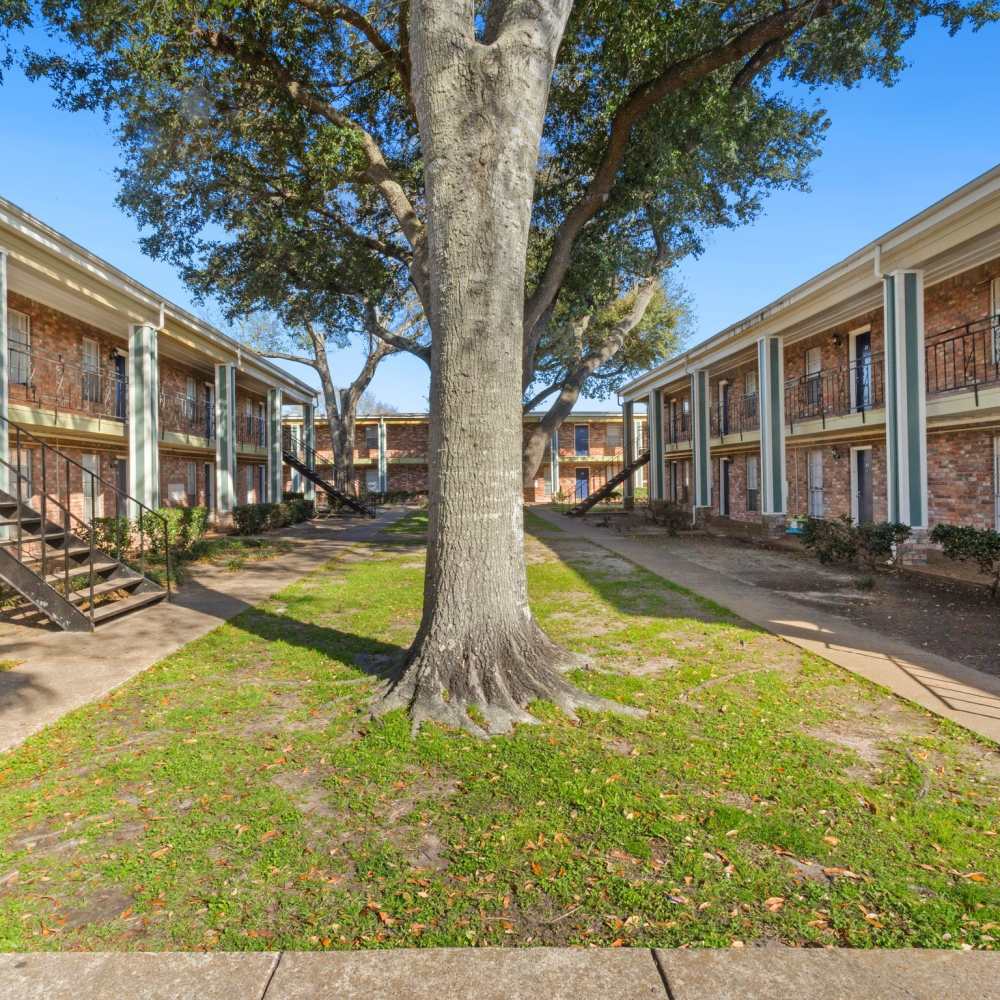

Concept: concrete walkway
[[1, 947, 998, 999], [0, 508, 410, 753], [535, 508, 1000, 745]]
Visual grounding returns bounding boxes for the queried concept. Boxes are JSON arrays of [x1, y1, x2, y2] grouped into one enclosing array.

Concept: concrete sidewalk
[[0, 508, 410, 753], [1, 947, 998, 999], [536, 508, 1000, 744]]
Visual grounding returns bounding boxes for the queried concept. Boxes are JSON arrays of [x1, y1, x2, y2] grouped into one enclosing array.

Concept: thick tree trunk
[[375, 3, 642, 736], [332, 398, 356, 491]]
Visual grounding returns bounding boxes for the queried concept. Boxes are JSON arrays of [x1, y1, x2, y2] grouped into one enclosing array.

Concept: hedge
[[91, 505, 210, 558], [931, 523, 1000, 597], [233, 498, 314, 536], [801, 515, 911, 570]]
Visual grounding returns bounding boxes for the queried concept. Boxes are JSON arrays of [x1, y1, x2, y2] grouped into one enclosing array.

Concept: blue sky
[[1, 20, 998, 413]]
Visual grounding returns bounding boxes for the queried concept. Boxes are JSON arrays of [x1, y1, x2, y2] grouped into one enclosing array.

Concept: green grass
[[0, 520, 997, 952]]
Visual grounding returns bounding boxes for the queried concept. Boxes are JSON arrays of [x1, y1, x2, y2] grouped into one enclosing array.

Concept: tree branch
[[522, 0, 840, 338], [259, 349, 318, 368]]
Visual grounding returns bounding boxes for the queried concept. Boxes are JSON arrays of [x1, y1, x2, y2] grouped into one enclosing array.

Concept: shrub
[[855, 521, 911, 569], [233, 503, 271, 536], [931, 523, 1000, 597], [649, 500, 690, 536], [90, 515, 132, 556], [801, 515, 858, 564], [233, 499, 314, 536], [802, 516, 911, 570], [139, 505, 210, 555]]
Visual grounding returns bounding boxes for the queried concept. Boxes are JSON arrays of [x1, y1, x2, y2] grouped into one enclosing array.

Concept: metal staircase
[[281, 429, 377, 519], [0, 418, 170, 632], [565, 450, 650, 516]]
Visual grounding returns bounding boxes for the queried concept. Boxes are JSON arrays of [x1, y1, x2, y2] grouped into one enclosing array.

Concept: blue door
[[854, 332, 873, 411], [575, 467, 590, 501]]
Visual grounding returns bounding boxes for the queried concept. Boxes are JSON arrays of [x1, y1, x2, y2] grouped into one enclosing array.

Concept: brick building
[[1, 195, 317, 526], [620, 167, 1000, 540], [297, 411, 648, 502]]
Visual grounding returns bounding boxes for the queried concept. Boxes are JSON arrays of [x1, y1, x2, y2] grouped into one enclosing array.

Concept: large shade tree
[[4, 0, 996, 735]]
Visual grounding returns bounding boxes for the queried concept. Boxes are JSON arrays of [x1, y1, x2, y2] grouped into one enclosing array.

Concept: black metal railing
[[1, 416, 170, 622], [925, 314, 1000, 398], [7, 344, 128, 421], [710, 392, 759, 438], [281, 426, 378, 517], [159, 388, 215, 440], [666, 411, 690, 445], [785, 358, 884, 427], [237, 413, 266, 448]]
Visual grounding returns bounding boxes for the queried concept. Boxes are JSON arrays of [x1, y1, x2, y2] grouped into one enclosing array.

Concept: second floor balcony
[[710, 392, 760, 438], [237, 412, 267, 449], [925, 314, 1000, 397], [7, 344, 128, 422], [785, 358, 884, 426], [159, 387, 215, 440]]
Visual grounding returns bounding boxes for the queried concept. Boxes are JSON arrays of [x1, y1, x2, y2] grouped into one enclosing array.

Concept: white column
[[266, 387, 283, 502], [757, 335, 787, 515], [884, 270, 928, 527], [622, 401, 634, 504], [214, 363, 237, 515], [549, 429, 559, 496], [128, 323, 160, 511], [691, 370, 712, 509], [378, 417, 388, 492], [647, 389, 664, 500], [302, 403, 316, 502]]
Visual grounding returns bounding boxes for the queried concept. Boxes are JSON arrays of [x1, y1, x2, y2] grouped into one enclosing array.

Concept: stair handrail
[[1, 414, 171, 620], [281, 430, 378, 518]]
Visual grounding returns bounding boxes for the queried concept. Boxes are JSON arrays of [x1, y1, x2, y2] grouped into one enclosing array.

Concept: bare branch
[[259, 349, 318, 368]]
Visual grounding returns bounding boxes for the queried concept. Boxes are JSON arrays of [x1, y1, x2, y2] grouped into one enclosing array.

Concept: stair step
[[91, 590, 166, 624], [0, 529, 67, 546], [66, 575, 145, 604], [42, 560, 119, 584], [0, 514, 42, 527]]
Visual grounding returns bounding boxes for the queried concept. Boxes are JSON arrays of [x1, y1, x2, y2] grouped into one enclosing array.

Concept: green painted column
[[691, 369, 712, 509], [622, 401, 634, 503], [0, 250, 8, 497], [648, 390, 665, 501], [302, 403, 316, 503], [884, 270, 928, 527], [266, 387, 283, 502], [757, 335, 787, 514], [128, 323, 160, 511], [214, 363, 237, 515], [378, 418, 388, 492]]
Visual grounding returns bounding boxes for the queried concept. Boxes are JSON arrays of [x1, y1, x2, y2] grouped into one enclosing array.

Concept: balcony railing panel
[[785, 358, 884, 425], [710, 393, 759, 438], [666, 412, 690, 445], [925, 315, 1000, 396], [159, 389, 216, 440], [237, 413, 267, 448], [7, 345, 128, 421]]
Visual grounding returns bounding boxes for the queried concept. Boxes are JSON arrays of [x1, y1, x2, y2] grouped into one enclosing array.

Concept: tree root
[[370, 627, 645, 738]]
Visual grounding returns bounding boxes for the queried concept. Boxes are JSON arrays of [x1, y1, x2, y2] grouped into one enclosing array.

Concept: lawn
[[0, 512, 997, 952]]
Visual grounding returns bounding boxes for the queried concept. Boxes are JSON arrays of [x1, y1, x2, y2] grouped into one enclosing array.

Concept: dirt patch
[[615, 655, 680, 677], [272, 769, 343, 820], [60, 888, 133, 929], [547, 612, 621, 636], [805, 724, 887, 779]]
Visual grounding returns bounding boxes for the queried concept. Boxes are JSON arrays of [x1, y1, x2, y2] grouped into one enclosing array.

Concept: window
[[82, 454, 102, 520], [8, 310, 31, 385], [808, 449, 824, 518], [574, 424, 590, 456], [668, 399, 679, 443], [364, 424, 379, 450], [744, 370, 758, 422], [606, 422, 623, 450], [184, 377, 197, 422], [245, 464, 255, 503], [82, 338, 101, 404], [186, 461, 197, 504], [365, 468, 380, 493], [747, 454, 760, 513]]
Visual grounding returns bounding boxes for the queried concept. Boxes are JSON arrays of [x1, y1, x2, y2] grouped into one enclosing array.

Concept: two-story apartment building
[[0, 195, 317, 525], [620, 167, 1000, 545], [297, 411, 648, 502]]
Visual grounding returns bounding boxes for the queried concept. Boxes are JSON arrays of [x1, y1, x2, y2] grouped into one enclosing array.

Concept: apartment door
[[994, 436, 1000, 528], [204, 383, 216, 438], [720, 382, 731, 435], [720, 458, 731, 516], [853, 448, 874, 524], [805, 347, 822, 411], [853, 331, 873, 411], [82, 453, 103, 521], [807, 449, 824, 517], [113, 354, 127, 420], [575, 467, 590, 501], [204, 463, 214, 512]]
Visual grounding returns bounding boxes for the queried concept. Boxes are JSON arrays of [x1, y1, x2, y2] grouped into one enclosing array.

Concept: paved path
[[0, 509, 410, 753], [535, 508, 1000, 744], [1, 947, 997, 999]]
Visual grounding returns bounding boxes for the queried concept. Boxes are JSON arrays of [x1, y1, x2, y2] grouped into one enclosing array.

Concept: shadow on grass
[[228, 605, 408, 681]]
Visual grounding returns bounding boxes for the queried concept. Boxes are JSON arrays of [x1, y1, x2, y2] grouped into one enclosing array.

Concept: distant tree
[[8, 0, 996, 735], [357, 391, 401, 416]]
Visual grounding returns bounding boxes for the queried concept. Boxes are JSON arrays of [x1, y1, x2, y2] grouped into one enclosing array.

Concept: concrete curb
[[1, 948, 998, 1000]]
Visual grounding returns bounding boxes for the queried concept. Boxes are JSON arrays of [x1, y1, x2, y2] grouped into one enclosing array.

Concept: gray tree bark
[[375, 0, 642, 735]]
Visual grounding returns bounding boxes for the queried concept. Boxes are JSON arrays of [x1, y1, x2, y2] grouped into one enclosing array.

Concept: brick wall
[[235, 458, 267, 505], [927, 428, 999, 529], [160, 453, 214, 508], [552, 420, 624, 458], [387, 464, 428, 493], [924, 257, 1000, 341], [708, 450, 759, 522], [786, 440, 887, 523], [160, 361, 214, 436]]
